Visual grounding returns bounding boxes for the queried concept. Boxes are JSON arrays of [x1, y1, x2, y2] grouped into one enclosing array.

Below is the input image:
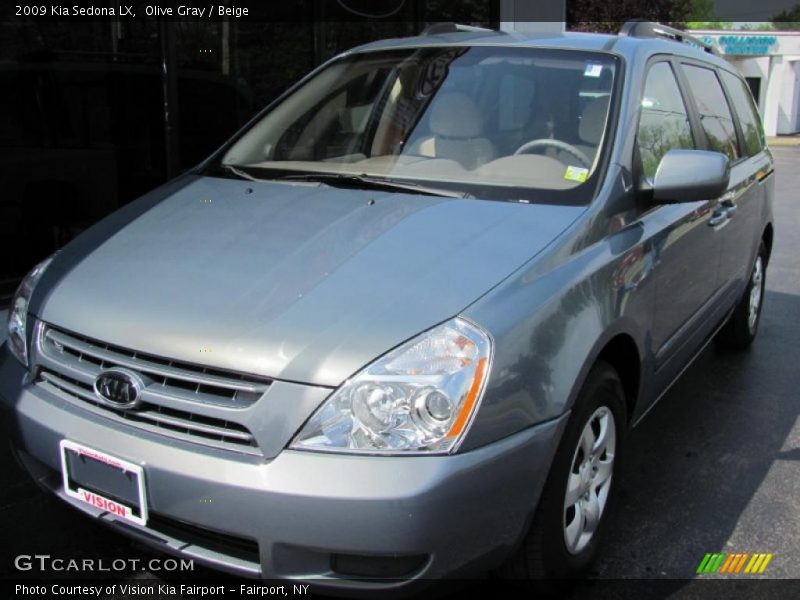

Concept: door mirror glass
[[652, 149, 730, 203]]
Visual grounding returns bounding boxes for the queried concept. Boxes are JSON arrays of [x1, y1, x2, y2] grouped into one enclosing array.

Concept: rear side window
[[637, 62, 695, 179], [720, 70, 765, 157], [681, 65, 740, 162]]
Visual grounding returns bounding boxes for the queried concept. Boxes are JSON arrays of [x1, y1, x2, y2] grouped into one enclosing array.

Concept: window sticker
[[564, 165, 589, 182], [584, 63, 603, 78]]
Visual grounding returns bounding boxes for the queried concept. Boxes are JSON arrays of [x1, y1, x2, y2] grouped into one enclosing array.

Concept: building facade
[[694, 30, 800, 136]]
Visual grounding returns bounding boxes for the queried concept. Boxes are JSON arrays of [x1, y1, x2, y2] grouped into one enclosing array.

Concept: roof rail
[[421, 22, 497, 36], [619, 20, 717, 54]]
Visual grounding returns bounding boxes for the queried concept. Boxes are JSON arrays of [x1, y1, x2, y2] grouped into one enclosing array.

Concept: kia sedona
[[1, 21, 773, 589]]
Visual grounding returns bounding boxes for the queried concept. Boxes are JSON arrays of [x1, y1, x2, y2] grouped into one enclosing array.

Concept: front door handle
[[708, 210, 728, 227]]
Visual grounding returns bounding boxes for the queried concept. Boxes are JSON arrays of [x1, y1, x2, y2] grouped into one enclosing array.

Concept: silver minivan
[[2, 21, 773, 588]]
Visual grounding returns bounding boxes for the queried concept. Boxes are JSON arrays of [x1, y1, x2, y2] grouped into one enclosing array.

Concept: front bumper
[[0, 348, 567, 589]]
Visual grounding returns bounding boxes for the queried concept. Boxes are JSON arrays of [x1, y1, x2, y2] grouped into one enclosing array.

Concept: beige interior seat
[[406, 92, 495, 170], [574, 95, 610, 164]]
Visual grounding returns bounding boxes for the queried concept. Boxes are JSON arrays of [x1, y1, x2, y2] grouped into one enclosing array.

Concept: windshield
[[220, 46, 618, 202]]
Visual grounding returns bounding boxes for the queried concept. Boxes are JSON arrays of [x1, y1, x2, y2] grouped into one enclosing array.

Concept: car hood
[[40, 176, 584, 387]]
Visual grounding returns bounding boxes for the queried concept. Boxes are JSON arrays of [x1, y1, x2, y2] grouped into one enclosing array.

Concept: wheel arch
[[595, 333, 641, 422], [566, 325, 644, 425]]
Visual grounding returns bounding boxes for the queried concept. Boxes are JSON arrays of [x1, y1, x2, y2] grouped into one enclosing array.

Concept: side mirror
[[651, 149, 730, 203]]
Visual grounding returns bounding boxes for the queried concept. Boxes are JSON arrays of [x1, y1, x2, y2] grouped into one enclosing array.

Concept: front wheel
[[499, 361, 626, 581], [715, 241, 768, 351]]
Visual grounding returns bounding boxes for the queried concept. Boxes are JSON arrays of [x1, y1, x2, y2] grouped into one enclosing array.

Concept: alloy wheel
[[563, 406, 616, 555], [748, 255, 764, 333]]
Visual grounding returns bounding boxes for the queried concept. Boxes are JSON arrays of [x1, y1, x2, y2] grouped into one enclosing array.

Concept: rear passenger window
[[720, 70, 764, 157], [637, 62, 695, 179], [681, 65, 740, 162]]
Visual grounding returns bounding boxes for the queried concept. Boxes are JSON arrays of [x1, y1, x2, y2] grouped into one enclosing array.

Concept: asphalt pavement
[[1, 148, 799, 597]]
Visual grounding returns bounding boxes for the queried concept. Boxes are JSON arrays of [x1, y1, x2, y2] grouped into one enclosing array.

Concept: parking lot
[[1, 147, 799, 594]]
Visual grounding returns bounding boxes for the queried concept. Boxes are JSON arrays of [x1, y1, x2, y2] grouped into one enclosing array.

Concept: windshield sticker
[[564, 165, 589, 182], [584, 63, 603, 78]]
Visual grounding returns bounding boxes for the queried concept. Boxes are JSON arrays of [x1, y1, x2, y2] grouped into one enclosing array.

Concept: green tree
[[687, 0, 714, 20], [566, 0, 692, 33], [685, 21, 734, 29], [740, 23, 775, 30], [684, 0, 732, 29], [772, 4, 800, 29]]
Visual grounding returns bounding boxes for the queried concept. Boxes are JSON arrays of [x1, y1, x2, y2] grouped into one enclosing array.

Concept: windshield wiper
[[221, 164, 262, 182], [277, 172, 472, 199], [217, 166, 470, 199]]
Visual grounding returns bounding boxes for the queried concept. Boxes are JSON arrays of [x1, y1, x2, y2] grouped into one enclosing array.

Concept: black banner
[[2, 0, 799, 24], [4, 578, 800, 600]]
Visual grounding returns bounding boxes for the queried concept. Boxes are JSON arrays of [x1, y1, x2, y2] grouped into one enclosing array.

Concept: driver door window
[[636, 62, 695, 179]]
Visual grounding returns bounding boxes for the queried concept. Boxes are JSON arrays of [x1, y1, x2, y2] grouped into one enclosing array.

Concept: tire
[[715, 241, 767, 351], [499, 361, 627, 582]]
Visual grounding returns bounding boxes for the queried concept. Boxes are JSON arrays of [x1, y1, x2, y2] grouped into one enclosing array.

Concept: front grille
[[39, 369, 258, 448], [34, 323, 270, 456]]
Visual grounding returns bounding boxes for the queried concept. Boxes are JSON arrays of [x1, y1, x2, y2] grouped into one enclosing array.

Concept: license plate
[[59, 440, 148, 526]]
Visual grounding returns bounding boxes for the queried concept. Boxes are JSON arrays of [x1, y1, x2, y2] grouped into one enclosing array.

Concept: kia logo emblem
[[93, 368, 143, 409]]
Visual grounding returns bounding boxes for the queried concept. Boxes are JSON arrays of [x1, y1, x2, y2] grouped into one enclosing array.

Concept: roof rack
[[421, 22, 498, 36], [619, 20, 717, 55]]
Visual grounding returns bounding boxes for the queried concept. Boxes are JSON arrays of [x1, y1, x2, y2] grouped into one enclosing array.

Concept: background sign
[[700, 35, 779, 56]]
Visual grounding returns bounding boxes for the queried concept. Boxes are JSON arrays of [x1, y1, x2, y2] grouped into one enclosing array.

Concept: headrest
[[429, 92, 483, 138], [579, 96, 610, 145]]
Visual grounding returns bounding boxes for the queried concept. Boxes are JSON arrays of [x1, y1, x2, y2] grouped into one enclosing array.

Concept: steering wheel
[[513, 138, 592, 168]]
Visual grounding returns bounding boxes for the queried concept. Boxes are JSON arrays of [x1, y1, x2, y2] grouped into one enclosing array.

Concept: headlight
[[7, 257, 53, 366], [291, 317, 492, 455]]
